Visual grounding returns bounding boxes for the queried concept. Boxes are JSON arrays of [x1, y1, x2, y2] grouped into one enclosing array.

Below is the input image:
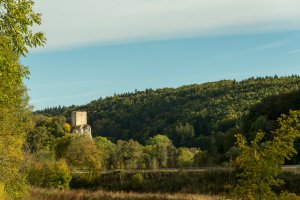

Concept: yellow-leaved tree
[[0, 35, 31, 200], [0, 0, 46, 199]]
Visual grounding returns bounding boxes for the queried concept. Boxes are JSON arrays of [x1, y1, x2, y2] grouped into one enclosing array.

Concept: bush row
[[71, 169, 234, 194], [70, 170, 300, 195]]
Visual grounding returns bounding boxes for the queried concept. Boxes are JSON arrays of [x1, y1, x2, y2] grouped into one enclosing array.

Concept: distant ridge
[[37, 75, 300, 149]]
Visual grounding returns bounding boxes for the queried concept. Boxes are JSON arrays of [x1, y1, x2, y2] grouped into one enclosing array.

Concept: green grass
[[30, 187, 220, 200]]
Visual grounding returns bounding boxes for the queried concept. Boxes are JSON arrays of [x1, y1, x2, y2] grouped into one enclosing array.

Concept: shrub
[[177, 147, 194, 167], [28, 160, 72, 189], [71, 169, 233, 194], [131, 173, 144, 190], [279, 192, 300, 200]]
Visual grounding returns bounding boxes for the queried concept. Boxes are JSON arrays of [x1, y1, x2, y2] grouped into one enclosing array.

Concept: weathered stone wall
[[71, 111, 92, 138], [71, 111, 87, 127]]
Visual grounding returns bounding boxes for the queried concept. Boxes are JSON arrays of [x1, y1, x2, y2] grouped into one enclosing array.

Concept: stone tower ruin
[[71, 111, 92, 138]]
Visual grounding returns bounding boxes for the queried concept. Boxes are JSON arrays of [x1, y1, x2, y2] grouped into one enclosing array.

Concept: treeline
[[26, 115, 209, 167], [26, 111, 300, 198], [26, 114, 211, 189], [37, 76, 300, 164]]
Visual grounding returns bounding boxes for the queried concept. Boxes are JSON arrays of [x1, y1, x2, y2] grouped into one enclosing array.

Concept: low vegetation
[[29, 187, 219, 200], [71, 170, 233, 194], [24, 111, 300, 200]]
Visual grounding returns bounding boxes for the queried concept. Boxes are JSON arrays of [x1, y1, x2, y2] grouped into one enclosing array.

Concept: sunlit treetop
[[0, 0, 46, 56]]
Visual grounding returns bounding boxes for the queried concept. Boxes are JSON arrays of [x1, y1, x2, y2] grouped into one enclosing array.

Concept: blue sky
[[21, 0, 300, 110]]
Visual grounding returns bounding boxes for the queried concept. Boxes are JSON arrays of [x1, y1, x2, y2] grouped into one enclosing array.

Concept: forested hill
[[37, 76, 300, 148]]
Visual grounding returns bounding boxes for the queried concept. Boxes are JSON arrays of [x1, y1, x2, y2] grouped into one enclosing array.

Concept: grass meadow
[[30, 187, 220, 200]]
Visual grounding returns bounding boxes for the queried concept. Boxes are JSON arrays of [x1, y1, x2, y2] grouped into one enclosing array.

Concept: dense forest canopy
[[38, 76, 300, 140], [37, 75, 300, 164]]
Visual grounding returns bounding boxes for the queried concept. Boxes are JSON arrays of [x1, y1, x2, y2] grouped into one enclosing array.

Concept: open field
[[30, 187, 220, 200]]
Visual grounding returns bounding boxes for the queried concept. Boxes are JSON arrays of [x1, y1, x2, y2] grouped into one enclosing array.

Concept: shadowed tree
[[231, 110, 300, 200]]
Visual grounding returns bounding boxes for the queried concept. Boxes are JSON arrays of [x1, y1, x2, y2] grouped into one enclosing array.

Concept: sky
[[21, 0, 300, 110]]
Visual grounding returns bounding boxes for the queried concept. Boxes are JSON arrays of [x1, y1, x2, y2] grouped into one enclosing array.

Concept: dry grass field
[[30, 187, 221, 200]]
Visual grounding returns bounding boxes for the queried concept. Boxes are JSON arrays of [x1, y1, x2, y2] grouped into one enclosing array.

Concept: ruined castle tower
[[71, 111, 92, 138]]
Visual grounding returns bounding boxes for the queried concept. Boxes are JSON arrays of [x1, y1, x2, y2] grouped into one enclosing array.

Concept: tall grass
[[29, 169, 300, 200], [30, 187, 220, 200], [71, 169, 233, 194]]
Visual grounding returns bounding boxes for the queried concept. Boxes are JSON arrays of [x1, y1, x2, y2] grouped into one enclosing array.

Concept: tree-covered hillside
[[38, 76, 300, 155], [243, 89, 300, 135]]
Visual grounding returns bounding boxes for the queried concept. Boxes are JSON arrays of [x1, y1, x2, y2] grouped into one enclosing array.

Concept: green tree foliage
[[230, 110, 300, 200], [0, 36, 28, 102], [94, 136, 116, 169], [54, 134, 102, 184], [25, 115, 70, 149], [242, 90, 300, 164], [177, 147, 195, 167], [175, 123, 195, 146], [55, 134, 75, 159], [0, 0, 46, 55], [37, 76, 300, 165], [25, 124, 53, 153], [27, 160, 72, 189], [0, 36, 31, 199], [0, 0, 45, 197], [143, 145, 159, 169], [130, 173, 144, 190], [43, 115, 67, 138], [243, 89, 300, 136], [64, 135, 101, 174], [146, 135, 175, 168], [111, 140, 144, 169]]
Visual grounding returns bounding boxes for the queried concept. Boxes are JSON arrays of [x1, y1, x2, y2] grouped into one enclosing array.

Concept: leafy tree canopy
[[38, 76, 300, 148], [231, 110, 300, 199], [0, 0, 46, 55], [0, 35, 31, 200]]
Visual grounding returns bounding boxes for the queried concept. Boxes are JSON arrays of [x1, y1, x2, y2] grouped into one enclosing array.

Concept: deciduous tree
[[0, 0, 46, 55], [64, 135, 101, 174], [0, 0, 45, 198], [0, 36, 31, 200], [231, 110, 300, 199]]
